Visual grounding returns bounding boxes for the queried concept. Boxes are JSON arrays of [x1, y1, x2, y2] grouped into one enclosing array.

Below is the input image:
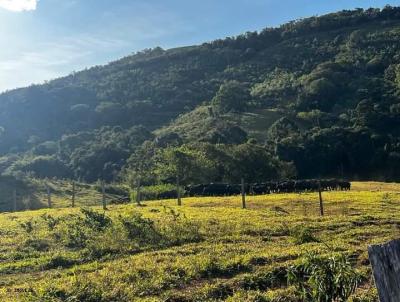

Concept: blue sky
[[0, 0, 399, 92]]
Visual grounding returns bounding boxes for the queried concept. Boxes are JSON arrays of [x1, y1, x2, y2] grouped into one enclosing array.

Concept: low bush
[[58, 216, 89, 248], [158, 207, 203, 245], [81, 208, 112, 231], [40, 214, 60, 230], [22, 238, 50, 252], [19, 219, 36, 235], [119, 212, 162, 246], [288, 253, 361, 302], [43, 254, 78, 269], [54, 209, 112, 249], [290, 226, 319, 245]]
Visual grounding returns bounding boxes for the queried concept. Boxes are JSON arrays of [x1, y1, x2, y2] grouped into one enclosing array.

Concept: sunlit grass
[[0, 182, 397, 301]]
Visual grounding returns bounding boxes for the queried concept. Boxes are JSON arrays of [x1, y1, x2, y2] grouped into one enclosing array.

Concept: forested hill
[[1, 6, 400, 184]]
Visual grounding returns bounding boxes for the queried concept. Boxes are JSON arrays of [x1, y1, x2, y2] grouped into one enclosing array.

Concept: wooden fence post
[[12, 188, 17, 212], [101, 180, 107, 210], [318, 180, 324, 216], [241, 178, 246, 209], [71, 181, 75, 208], [177, 174, 182, 206], [46, 184, 52, 209], [136, 178, 141, 206], [27, 195, 32, 210], [368, 239, 400, 301]]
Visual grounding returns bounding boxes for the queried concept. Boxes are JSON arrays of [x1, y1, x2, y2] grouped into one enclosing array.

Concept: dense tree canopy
[[1, 7, 400, 182]]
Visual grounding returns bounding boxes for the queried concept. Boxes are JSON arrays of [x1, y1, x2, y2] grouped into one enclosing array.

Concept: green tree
[[211, 81, 250, 113], [268, 117, 300, 142], [226, 143, 282, 183]]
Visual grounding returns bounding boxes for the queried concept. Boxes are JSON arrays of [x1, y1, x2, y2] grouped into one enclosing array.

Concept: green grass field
[[0, 182, 399, 301]]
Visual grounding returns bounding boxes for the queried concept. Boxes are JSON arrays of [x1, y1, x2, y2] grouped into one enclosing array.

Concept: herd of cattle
[[112, 179, 352, 203], [184, 179, 351, 197]]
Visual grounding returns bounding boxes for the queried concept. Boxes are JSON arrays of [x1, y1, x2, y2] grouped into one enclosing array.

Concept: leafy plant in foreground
[[287, 253, 361, 302]]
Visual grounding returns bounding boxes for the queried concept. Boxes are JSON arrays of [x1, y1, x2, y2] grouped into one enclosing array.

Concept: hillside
[[154, 107, 284, 144], [0, 7, 400, 188], [0, 182, 397, 301]]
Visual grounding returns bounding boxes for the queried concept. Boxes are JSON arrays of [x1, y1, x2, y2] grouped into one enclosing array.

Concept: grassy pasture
[[0, 181, 398, 301]]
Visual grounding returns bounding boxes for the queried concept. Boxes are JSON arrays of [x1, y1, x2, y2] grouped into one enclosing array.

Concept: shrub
[[288, 253, 361, 302], [159, 207, 203, 245], [19, 219, 36, 235], [55, 210, 112, 249], [44, 254, 78, 269], [291, 226, 319, 245], [80, 208, 112, 231], [22, 238, 50, 252], [40, 214, 60, 231], [119, 212, 162, 246], [60, 217, 89, 248]]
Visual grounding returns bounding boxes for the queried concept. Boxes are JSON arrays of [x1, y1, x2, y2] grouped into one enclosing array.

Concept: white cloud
[[0, 0, 37, 12], [0, 35, 131, 92]]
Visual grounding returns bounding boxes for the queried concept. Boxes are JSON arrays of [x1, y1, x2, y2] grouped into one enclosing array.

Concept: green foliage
[[80, 208, 112, 231], [159, 206, 203, 245], [119, 212, 161, 245], [251, 68, 299, 106], [212, 80, 250, 113], [19, 219, 36, 235], [267, 117, 300, 142], [40, 214, 60, 231], [59, 126, 153, 182], [9, 156, 72, 179], [154, 145, 217, 184], [290, 226, 319, 245], [23, 238, 50, 252], [288, 253, 361, 302], [52, 209, 113, 249], [59, 216, 90, 248], [0, 7, 400, 183], [226, 143, 283, 182], [143, 142, 289, 185]]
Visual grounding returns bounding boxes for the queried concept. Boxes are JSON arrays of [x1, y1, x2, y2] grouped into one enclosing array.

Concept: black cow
[[202, 183, 230, 196], [185, 184, 206, 197]]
